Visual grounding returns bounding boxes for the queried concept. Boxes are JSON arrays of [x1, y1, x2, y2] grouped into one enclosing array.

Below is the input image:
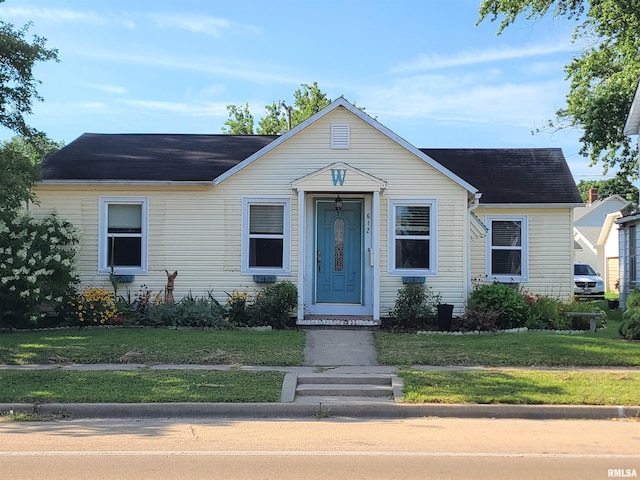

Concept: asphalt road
[[1, 417, 638, 479]]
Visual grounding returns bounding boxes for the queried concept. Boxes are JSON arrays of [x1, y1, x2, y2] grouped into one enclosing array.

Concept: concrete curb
[[1, 402, 638, 420]]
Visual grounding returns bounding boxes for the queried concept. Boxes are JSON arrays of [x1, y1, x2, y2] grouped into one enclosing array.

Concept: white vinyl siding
[[388, 199, 437, 276], [98, 197, 148, 275], [241, 197, 291, 275]]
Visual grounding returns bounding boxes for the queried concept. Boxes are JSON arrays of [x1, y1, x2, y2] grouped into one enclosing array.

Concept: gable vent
[[331, 123, 350, 149]]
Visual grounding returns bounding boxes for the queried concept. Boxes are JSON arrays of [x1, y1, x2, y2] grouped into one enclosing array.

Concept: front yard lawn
[[0, 328, 305, 366], [399, 369, 640, 405], [0, 370, 284, 403]]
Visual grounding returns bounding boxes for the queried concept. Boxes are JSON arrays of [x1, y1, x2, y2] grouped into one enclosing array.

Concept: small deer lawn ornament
[[165, 270, 177, 305]]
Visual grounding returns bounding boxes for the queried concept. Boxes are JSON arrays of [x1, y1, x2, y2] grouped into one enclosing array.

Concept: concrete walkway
[[303, 328, 378, 366]]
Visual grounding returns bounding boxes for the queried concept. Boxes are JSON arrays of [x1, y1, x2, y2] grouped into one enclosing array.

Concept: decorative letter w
[[331, 169, 347, 186]]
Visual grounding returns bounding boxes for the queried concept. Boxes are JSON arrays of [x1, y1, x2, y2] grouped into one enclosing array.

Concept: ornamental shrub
[[620, 308, 640, 340], [389, 283, 441, 329], [0, 212, 80, 327], [626, 289, 640, 309], [525, 295, 570, 330], [465, 282, 527, 329], [247, 281, 298, 329]]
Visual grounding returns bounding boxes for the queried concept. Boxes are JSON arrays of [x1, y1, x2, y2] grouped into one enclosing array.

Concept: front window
[[99, 197, 148, 274], [242, 198, 290, 274], [487, 216, 527, 282], [389, 199, 437, 275]]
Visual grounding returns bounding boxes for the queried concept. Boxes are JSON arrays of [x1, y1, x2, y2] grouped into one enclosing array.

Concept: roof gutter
[[37, 180, 215, 187], [479, 202, 584, 209]]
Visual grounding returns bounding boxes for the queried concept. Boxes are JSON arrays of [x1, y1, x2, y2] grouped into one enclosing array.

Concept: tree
[[477, 0, 640, 177], [221, 103, 254, 134], [0, 0, 59, 139], [223, 82, 333, 135], [0, 139, 79, 327], [576, 174, 639, 204]]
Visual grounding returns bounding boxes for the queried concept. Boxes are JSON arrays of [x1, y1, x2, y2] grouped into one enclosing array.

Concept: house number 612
[[366, 213, 371, 233]]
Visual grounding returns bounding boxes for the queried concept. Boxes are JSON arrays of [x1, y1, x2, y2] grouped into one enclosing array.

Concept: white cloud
[[360, 73, 568, 128], [79, 102, 108, 109], [88, 84, 128, 95], [147, 12, 260, 37], [73, 48, 299, 85], [0, 7, 105, 24], [392, 41, 577, 73], [121, 99, 228, 116]]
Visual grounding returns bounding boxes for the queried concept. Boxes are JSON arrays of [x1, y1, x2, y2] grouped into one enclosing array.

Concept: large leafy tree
[[477, 0, 640, 177], [577, 174, 639, 204], [223, 82, 332, 134], [0, 0, 59, 139]]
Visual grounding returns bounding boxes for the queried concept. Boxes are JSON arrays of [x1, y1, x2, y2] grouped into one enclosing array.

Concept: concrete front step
[[294, 374, 395, 399], [296, 383, 394, 397], [297, 374, 392, 385]]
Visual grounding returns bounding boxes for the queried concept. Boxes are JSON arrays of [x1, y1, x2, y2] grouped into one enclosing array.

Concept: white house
[[31, 98, 583, 325], [574, 190, 631, 292]]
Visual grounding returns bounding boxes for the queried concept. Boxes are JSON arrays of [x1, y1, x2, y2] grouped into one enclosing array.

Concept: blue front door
[[315, 199, 363, 304]]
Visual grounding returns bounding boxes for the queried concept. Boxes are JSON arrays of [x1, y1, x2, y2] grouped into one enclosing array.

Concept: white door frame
[[296, 190, 380, 320]]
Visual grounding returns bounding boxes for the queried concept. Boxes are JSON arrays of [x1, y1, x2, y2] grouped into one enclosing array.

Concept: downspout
[[466, 192, 482, 296]]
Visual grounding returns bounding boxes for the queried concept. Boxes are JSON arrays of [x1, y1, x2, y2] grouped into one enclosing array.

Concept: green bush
[[171, 295, 228, 328], [247, 281, 297, 329], [466, 282, 527, 329], [389, 283, 441, 329], [620, 308, 640, 340], [0, 212, 80, 327], [525, 295, 570, 330], [626, 289, 640, 309], [565, 301, 606, 330], [458, 309, 500, 331]]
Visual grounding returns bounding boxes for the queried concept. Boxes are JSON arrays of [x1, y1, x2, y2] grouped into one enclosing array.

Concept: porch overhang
[[291, 162, 386, 193]]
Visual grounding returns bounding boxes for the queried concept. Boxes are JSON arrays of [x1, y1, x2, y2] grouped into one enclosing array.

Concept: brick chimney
[[588, 187, 598, 205]]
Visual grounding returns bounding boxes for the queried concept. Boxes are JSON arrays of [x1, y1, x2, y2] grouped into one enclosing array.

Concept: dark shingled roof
[[422, 148, 582, 204], [42, 133, 279, 182], [41, 134, 582, 204]]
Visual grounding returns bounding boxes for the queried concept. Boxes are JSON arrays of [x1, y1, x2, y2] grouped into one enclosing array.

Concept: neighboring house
[[31, 98, 583, 325], [573, 190, 631, 292], [618, 81, 640, 308]]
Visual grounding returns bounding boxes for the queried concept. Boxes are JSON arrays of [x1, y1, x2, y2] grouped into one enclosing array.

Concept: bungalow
[[32, 98, 582, 325]]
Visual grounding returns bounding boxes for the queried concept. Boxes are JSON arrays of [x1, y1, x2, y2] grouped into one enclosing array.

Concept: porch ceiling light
[[334, 195, 343, 214]]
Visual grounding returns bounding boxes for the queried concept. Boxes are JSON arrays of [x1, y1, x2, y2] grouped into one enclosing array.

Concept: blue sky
[[0, 0, 613, 181]]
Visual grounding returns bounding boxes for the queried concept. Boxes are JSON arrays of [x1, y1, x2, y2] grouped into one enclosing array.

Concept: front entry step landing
[[282, 373, 403, 404]]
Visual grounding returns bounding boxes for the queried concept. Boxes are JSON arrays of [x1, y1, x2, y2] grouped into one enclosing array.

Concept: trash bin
[[437, 303, 454, 331]]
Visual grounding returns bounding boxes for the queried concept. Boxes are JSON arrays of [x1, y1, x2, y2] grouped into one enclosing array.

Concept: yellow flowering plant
[[68, 287, 117, 325]]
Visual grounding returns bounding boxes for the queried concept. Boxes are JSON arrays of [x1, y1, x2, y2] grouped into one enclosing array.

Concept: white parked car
[[574, 262, 605, 299]]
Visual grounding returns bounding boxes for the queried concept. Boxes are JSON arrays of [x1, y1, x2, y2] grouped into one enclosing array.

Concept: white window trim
[[98, 196, 148, 275], [241, 196, 291, 275], [387, 198, 438, 276], [486, 214, 528, 283]]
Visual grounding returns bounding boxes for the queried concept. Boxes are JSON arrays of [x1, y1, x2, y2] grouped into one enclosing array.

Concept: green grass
[[0, 370, 284, 403], [399, 369, 640, 405], [0, 302, 638, 406], [374, 331, 640, 367], [0, 328, 305, 366], [375, 307, 640, 367]]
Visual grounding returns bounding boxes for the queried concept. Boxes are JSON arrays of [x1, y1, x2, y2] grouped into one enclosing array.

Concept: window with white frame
[[388, 199, 436, 275], [242, 197, 290, 274], [98, 197, 148, 274], [487, 216, 528, 282]]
